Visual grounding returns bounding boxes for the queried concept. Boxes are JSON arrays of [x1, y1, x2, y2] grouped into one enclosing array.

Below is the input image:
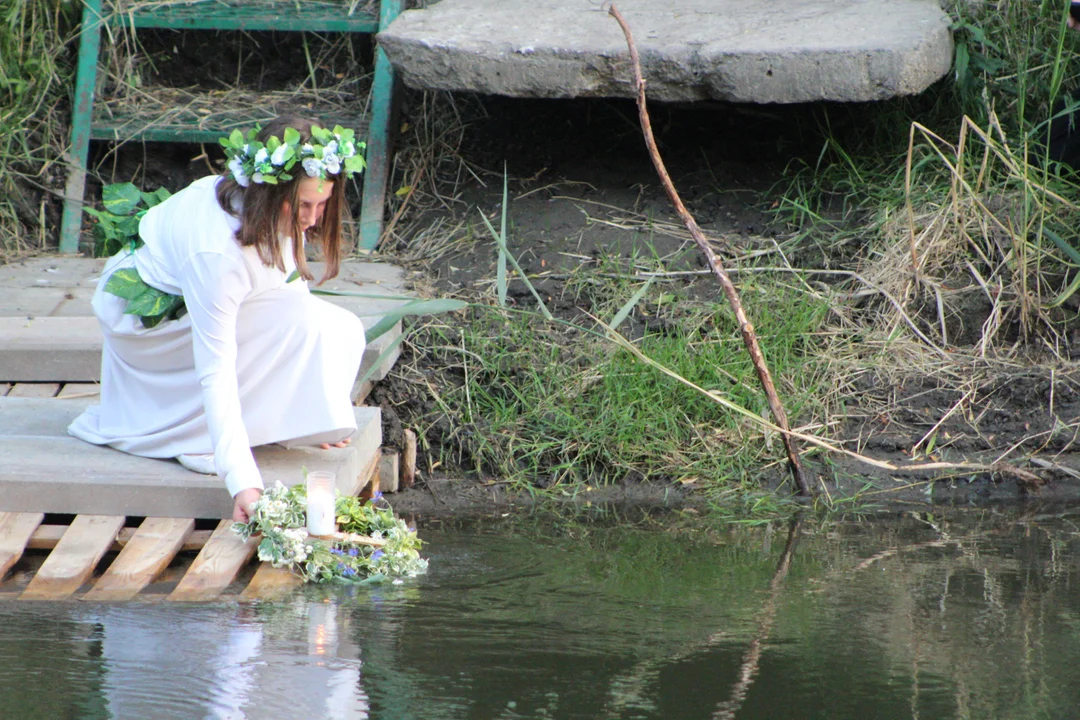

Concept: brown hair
[[216, 115, 351, 283]]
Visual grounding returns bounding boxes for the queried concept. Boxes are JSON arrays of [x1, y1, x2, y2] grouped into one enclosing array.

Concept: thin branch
[[607, 4, 810, 494]]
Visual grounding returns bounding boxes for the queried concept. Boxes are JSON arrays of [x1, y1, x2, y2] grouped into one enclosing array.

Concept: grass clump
[[403, 275, 830, 497], [0, 0, 77, 256], [776, 0, 1080, 370]]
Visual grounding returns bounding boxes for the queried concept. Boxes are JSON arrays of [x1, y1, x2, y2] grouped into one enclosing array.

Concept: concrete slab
[[379, 0, 953, 104], [0, 257, 412, 384], [0, 397, 381, 519]]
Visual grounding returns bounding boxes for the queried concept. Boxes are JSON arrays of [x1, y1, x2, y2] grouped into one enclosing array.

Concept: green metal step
[[90, 87, 369, 143], [105, 0, 378, 32]]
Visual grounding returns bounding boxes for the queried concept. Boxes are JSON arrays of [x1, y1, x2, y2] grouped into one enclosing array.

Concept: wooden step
[[1, 436, 381, 601], [104, 0, 378, 32], [0, 512, 44, 580], [0, 259, 408, 384], [82, 517, 195, 601], [1, 399, 381, 519], [91, 88, 371, 144], [21, 515, 126, 600], [168, 520, 258, 602]]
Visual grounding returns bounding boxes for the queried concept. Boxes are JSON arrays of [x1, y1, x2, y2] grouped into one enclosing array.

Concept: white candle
[[306, 471, 337, 537]]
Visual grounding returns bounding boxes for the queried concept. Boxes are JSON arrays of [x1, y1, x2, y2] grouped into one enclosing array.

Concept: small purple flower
[[336, 562, 347, 573], [347, 547, 359, 557], [330, 548, 344, 556], [343, 567, 357, 578], [371, 550, 385, 562]]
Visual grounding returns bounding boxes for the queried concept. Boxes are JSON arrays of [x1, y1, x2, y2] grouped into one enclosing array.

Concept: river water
[[3, 507, 1080, 719]]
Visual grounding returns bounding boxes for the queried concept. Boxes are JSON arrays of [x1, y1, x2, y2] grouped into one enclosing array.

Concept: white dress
[[69, 175, 366, 497]]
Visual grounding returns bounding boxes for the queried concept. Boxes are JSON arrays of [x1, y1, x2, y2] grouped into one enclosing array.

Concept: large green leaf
[[140, 187, 172, 208], [126, 286, 180, 318], [355, 332, 407, 387], [102, 183, 142, 216], [103, 267, 148, 300], [364, 298, 468, 344]]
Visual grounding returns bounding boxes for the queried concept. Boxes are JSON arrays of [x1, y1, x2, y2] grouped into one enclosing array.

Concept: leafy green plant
[[232, 481, 427, 583], [84, 181, 171, 257]]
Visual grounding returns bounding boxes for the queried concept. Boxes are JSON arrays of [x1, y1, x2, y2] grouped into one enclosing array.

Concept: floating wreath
[[232, 482, 428, 583]]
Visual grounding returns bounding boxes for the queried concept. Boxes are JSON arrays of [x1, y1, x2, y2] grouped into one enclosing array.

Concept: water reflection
[[3, 508, 1080, 719], [87, 601, 368, 719]]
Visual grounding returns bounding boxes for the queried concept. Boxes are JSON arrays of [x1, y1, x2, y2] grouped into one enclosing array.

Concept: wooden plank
[[29, 525, 212, 552], [240, 563, 301, 600], [21, 515, 125, 600], [0, 512, 45, 580], [83, 518, 194, 602], [358, 449, 381, 501], [168, 520, 257, 602], [105, 1, 378, 32], [0, 383, 10, 396], [378, 449, 400, 493], [401, 428, 417, 489], [57, 383, 100, 399], [7, 383, 60, 398]]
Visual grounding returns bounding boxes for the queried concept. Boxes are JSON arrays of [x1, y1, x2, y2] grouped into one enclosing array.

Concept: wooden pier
[[0, 257, 407, 601]]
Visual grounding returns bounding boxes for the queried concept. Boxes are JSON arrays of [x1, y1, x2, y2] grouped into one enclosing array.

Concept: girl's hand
[[233, 487, 263, 522], [319, 437, 352, 450]]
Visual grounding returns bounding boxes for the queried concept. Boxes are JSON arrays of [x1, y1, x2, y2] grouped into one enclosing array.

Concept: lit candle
[[306, 471, 337, 537]]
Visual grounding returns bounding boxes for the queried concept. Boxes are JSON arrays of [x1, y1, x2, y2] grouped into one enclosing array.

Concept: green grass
[[777, 1, 1080, 233], [0, 0, 76, 255], [411, 273, 831, 500]]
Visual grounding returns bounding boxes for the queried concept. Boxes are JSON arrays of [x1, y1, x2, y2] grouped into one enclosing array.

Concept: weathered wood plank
[[83, 517, 194, 602], [7, 383, 61, 398], [168, 520, 256, 602], [358, 449, 381, 501], [402, 428, 417, 489], [57, 383, 100, 399], [378, 449, 400, 493], [28, 525, 212, 552], [240, 563, 301, 600], [0, 512, 45, 580], [21, 515, 125, 599]]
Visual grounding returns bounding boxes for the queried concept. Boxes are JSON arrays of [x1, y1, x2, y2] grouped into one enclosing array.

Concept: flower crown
[[219, 124, 366, 187]]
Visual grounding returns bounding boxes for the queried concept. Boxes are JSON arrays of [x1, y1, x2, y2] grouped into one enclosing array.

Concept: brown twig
[[607, 4, 810, 495]]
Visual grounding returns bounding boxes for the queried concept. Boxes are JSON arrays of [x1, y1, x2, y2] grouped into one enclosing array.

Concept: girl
[[70, 116, 367, 522]]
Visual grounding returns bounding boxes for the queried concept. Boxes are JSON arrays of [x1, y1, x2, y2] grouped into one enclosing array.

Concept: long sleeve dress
[[68, 175, 366, 497]]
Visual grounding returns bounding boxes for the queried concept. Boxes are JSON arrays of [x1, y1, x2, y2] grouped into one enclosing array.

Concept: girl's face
[[282, 176, 335, 233]]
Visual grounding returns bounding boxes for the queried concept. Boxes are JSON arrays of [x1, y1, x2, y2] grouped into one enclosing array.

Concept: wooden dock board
[[240, 563, 302, 599], [82, 517, 194, 602], [168, 520, 257, 602], [0, 512, 44, 580], [7, 383, 60, 398], [21, 514, 125, 599], [57, 382, 100, 399], [28, 524, 213, 553]]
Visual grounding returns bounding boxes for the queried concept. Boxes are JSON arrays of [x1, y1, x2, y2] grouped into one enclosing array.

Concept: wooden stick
[[607, 4, 810, 495]]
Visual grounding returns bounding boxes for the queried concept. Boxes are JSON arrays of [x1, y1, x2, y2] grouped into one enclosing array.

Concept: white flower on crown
[[228, 156, 250, 187], [323, 152, 341, 175], [254, 148, 269, 165], [341, 140, 355, 157], [302, 158, 324, 178], [252, 172, 266, 184], [270, 144, 288, 166], [324, 140, 338, 156], [302, 143, 314, 155]]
